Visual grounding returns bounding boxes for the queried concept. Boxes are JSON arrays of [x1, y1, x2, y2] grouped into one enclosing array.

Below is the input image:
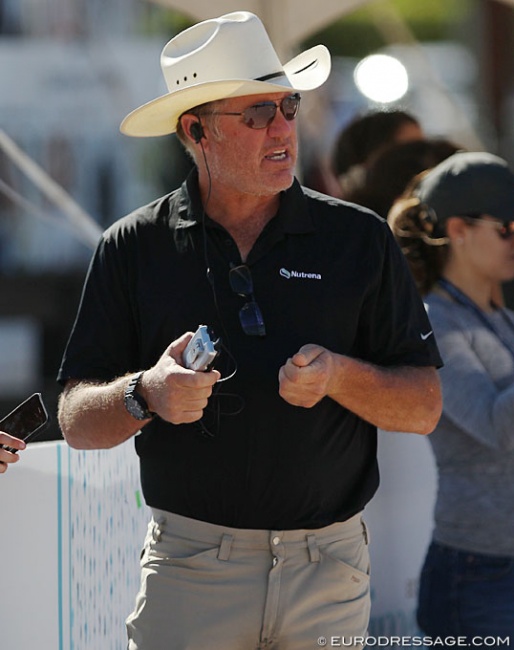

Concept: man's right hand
[[58, 331, 222, 450], [139, 332, 221, 425]]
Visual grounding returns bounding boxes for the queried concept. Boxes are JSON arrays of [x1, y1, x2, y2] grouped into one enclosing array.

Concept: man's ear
[[190, 121, 205, 144], [181, 114, 205, 144]]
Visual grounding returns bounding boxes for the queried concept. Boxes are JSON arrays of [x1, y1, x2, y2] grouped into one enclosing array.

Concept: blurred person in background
[[354, 137, 461, 218], [330, 109, 424, 201], [0, 432, 25, 473], [389, 151, 514, 638]]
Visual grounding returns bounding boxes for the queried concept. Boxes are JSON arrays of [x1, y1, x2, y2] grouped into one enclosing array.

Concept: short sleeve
[[57, 227, 141, 384], [356, 223, 442, 368]]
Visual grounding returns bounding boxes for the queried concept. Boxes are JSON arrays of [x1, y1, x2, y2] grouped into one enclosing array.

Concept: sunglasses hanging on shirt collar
[[229, 264, 266, 336]]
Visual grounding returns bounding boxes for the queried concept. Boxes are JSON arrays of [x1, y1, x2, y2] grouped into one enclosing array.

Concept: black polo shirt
[[58, 171, 441, 530]]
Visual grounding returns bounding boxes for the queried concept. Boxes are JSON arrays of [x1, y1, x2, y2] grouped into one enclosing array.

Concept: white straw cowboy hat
[[120, 11, 331, 137]]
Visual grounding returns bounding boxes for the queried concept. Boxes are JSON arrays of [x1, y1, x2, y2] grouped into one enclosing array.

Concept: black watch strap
[[124, 371, 154, 421]]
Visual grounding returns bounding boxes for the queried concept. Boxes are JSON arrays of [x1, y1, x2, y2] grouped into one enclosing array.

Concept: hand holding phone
[[0, 393, 49, 453]]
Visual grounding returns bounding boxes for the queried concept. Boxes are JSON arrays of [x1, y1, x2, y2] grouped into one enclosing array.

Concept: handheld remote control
[[182, 325, 219, 372]]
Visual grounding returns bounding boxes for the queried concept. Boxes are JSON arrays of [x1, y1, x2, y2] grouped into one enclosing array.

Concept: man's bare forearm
[[279, 345, 442, 435], [327, 356, 441, 434], [58, 377, 146, 450], [58, 334, 221, 450]]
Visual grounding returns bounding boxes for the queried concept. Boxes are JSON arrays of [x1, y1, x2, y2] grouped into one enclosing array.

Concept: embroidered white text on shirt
[[280, 268, 322, 280]]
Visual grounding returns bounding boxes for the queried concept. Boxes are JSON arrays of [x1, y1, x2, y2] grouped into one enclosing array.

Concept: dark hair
[[331, 109, 421, 177], [388, 174, 451, 295], [355, 138, 461, 217]]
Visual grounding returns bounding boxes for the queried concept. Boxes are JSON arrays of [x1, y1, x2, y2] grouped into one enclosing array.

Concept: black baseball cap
[[416, 151, 514, 227]]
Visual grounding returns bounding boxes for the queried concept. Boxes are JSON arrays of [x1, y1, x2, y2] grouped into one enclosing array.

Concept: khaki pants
[[126, 509, 371, 650]]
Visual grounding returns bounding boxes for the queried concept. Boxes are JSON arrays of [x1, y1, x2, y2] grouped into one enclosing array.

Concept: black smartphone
[[0, 393, 49, 452]]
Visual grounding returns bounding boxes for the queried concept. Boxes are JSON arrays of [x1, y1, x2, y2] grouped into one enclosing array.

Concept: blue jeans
[[417, 541, 514, 638]]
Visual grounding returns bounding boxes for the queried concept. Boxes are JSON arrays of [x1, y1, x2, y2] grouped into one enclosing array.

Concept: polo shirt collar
[[174, 169, 315, 234], [174, 169, 203, 229]]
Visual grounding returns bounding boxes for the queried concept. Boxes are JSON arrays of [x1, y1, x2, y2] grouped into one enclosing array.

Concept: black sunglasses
[[200, 93, 301, 130], [462, 215, 514, 240], [229, 265, 266, 336]]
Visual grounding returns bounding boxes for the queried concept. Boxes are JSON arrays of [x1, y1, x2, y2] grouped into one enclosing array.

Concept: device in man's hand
[[0, 393, 49, 452], [183, 325, 220, 372]]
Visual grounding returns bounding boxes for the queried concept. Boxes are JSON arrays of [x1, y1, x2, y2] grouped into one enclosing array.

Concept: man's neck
[[199, 181, 281, 262]]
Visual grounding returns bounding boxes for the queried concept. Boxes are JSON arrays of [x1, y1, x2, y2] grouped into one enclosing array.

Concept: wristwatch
[[124, 371, 154, 421]]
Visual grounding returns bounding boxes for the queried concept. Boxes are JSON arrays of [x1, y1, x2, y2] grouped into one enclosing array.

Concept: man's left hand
[[278, 344, 334, 408]]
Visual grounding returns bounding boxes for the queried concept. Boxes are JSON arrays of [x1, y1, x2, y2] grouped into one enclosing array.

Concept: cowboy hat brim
[[120, 45, 331, 138]]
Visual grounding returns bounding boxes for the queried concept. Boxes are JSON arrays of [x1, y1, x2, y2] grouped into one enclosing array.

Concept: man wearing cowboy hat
[[57, 12, 442, 649]]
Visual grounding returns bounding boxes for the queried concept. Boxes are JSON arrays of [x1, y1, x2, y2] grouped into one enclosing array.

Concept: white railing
[[0, 433, 436, 648]]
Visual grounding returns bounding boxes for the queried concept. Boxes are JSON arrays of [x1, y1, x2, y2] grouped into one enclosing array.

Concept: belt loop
[[151, 519, 163, 543], [307, 534, 320, 563], [361, 519, 370, 546], [217, 533, 234, 561]]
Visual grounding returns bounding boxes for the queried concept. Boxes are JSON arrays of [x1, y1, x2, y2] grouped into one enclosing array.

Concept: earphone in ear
[[190, 121, 205, 144]]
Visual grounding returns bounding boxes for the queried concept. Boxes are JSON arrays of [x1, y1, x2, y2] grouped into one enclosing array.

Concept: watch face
[[125, 394, 148, 421], [124, 372, 152, 421], [125, 388, 148, 420]]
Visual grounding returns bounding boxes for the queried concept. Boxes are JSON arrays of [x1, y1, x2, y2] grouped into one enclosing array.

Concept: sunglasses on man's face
[[201, 93, 301, 130], [463, 215, 514, 240]]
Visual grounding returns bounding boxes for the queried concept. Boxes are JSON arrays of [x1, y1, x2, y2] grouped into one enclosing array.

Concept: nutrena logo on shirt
[[280, 268, 322, 280]]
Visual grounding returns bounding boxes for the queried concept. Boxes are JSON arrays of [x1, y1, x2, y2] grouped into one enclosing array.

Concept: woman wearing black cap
[[389, 151, 514, 638]]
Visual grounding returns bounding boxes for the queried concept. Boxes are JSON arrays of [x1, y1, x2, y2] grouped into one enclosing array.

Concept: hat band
[[255, 70, 287, 82]]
